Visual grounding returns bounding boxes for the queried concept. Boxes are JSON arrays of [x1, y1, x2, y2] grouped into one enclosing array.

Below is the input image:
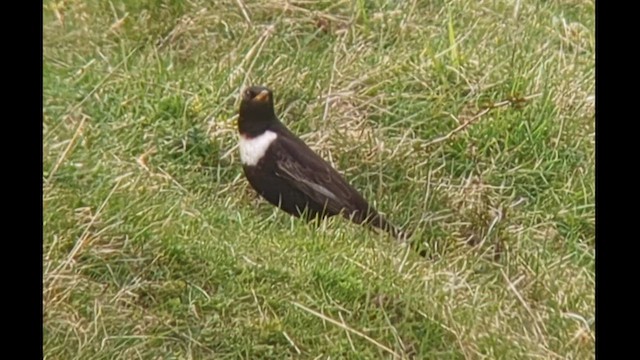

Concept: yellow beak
[[254, 90, 269, 102]]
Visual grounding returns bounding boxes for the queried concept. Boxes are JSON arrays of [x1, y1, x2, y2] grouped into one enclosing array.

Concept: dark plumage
[[237, 85, 411, 242]]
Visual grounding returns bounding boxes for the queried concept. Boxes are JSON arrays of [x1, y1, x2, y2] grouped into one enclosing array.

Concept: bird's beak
[[254, 90, 269, 102]]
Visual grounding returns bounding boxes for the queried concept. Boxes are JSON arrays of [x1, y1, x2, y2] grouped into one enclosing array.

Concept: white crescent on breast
[[238, 130, 278, 166]]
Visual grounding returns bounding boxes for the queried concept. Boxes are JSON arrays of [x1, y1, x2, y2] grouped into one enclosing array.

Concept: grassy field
[[43, 0, 595, 358]]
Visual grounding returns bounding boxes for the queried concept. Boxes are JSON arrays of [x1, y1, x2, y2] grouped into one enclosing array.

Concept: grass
[[43, 0, 595, 358]]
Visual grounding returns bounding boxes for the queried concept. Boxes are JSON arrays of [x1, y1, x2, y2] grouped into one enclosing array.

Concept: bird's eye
[[244, 89, 252, 98]]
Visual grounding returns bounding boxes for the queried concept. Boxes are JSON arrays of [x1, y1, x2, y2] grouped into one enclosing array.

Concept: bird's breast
[[238, 130, 278, 167]]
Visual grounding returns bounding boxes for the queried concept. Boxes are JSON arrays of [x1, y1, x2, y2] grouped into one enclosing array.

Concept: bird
[[237, 85, 412, 243]]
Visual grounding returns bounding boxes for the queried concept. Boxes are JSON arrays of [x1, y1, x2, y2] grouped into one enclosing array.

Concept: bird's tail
[[344, 209, 423, 255], [346, 208, 410, 240], [372, 216, 427, 257], [368, 213, 412, 243]]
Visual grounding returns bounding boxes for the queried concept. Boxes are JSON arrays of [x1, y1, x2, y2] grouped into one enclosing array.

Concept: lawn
[[43, 0, 595, 358]]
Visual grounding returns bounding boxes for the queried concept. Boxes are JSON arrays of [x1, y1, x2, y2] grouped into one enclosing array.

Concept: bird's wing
[[271, 132, 372, 216]]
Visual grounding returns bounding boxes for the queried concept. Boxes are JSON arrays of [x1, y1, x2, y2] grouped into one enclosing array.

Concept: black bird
[[237, 85, 411, 242]]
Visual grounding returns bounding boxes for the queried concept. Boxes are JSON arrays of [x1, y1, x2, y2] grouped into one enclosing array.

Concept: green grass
[[43, 0, 595, 358]]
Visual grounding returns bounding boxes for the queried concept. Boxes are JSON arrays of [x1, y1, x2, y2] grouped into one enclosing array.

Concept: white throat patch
[[239, 130, 278, 166]]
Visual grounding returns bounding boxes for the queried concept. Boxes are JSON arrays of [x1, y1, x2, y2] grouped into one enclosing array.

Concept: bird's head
[[238, 85, 277, 136]]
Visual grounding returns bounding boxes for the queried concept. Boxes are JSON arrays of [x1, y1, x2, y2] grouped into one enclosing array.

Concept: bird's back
[[267, 120, 384, 224]]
